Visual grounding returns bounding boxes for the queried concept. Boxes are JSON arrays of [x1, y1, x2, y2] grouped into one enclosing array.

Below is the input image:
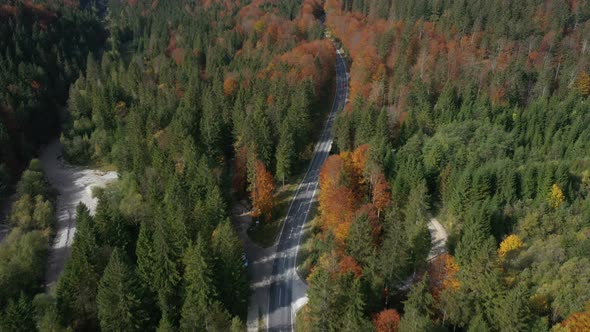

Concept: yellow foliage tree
[[498, 234, 524, 261], [575, 72, 590, 96], [548, 183, 565, 209]]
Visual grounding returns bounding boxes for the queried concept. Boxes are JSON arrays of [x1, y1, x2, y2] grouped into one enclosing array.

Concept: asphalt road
[[267, 46, 348, 331]]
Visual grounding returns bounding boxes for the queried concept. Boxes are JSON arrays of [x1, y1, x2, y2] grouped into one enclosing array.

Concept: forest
[[0, 0, 589, 331], [297, 0, 590, 331]]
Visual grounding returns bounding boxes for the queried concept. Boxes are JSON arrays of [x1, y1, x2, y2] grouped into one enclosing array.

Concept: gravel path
[[427, 217, 448, 260], [40, 139, 118, 290]]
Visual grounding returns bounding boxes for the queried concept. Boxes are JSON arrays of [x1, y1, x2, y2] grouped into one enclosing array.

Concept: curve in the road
[[266, 43, 348, 332]]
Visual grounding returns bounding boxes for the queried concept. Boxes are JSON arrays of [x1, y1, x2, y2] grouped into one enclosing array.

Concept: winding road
[[266, 45, 348, 331]]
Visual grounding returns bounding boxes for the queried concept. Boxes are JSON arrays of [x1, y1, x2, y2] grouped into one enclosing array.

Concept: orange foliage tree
[[373, 309, 400, 332], [318, 145, 373, 245], [251, 160, 275, 222], [318, 155, 357, 244], [223, 75, 238, 96], [339, 254, 363, 278], [562, 302, 590, 332], [428, 253, 460, 299]]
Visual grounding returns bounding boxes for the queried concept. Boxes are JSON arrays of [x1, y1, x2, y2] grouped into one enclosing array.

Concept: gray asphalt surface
[[267, 46, 348, 332]]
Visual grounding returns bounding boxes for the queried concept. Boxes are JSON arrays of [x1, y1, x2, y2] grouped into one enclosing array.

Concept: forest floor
[[231, 201, 276, 331], [40, 139, 118, 290]]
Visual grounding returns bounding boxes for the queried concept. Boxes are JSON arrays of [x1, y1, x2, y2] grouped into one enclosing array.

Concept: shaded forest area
[[0, 0, 104, 199], [298, 0, 590, 331]]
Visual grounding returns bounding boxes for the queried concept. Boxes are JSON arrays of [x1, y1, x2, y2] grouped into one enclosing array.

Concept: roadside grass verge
[[296, 205, 320, 282]]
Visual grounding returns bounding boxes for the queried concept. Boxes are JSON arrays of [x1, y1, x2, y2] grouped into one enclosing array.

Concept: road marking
[[268, 37, 349, 332]]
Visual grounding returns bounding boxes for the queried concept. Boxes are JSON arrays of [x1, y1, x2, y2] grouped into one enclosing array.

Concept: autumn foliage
[[319, 154, 357, 244], [562, 302, 590, 332], [548, 183, 565, 209], [575, 72, 590, 96], [267, 39, 336, 94], [251, 160, 275, 222], [223, 75, 238, 96], [339, 254, 363, 278], [498, 234, 524, 261], [373, 309, 401, 332], [427, 253, 459, 299], [318, 145, 376, 244]]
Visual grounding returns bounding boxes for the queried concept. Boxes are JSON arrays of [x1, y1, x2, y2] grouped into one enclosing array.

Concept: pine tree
[[276, 121, 295, 185], [211, 220, 248, 318], [467, 314, 490, 332], [0, 294, 35, 332], [379, 210, 411, 296], [97, 249, 144, 332], [180, 237, 215, 331], [346, 212, 375, 268], [398, 276, 435, 332], [56, 203, 101, 330], [492, 284, 532, 332], [306, 263, 337, 331], [152, 217, 181, 323], [341, 278, 372, 332]]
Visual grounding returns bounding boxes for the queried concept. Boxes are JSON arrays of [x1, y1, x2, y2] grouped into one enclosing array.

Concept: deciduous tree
[[498, 234, 524, 261], [373, 309, 400, 332], [251, 160, 275, 222]]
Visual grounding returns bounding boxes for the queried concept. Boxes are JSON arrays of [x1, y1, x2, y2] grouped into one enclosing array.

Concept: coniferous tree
[[56, 203, 101, 330], [179, 237, 216, 331], [0, 294, 35, 332], [211, 220, 248, 319], [346, 212, 375, 268], [97, 249, 144, 332], [398, 276, 435, 332]]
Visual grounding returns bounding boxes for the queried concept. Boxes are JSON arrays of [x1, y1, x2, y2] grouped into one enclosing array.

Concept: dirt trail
[[427, 217, 448, 260], [40, 139, 118, 289]]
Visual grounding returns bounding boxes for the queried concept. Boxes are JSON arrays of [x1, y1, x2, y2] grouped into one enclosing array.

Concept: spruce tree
[[0, 294, 35, 332], [97, 249, 144, 332], [398, 276, 435, 332], [346, 212, 375, 268], [211, 220, 248, 319], [180, 237, 215, 331]]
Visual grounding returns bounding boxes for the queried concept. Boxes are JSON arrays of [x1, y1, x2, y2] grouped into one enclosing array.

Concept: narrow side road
[[266, 46, 348, 332], [40, 139, 118, 289]]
